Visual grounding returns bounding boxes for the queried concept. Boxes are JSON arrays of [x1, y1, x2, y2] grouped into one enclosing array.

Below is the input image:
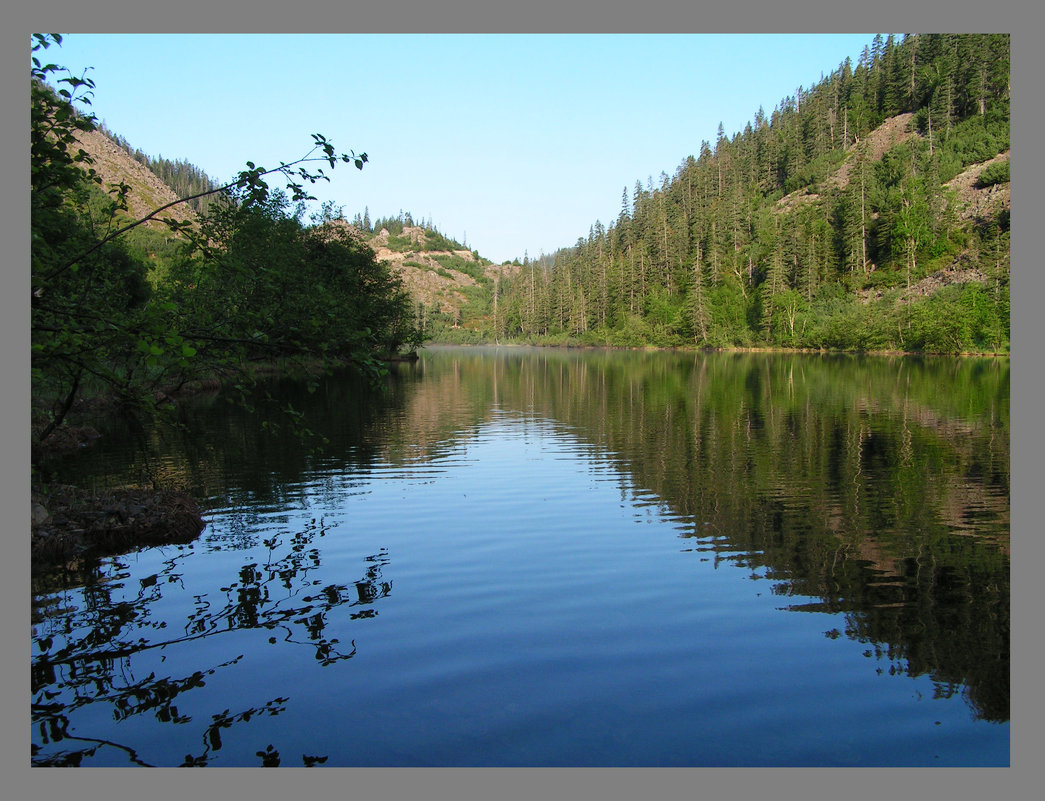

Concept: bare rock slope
[[72, 128, 198, 229]]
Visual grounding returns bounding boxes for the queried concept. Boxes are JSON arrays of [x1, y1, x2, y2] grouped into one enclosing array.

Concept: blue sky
[[50, 33, 880, 264]]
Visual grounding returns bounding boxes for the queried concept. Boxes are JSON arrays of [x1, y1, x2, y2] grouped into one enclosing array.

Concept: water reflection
[[34, 347, 1009, 764], [32, 510, 392, 766], [408, 349, 1009, 723]]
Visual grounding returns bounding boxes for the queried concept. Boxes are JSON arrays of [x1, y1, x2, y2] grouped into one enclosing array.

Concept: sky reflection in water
[[32, 348, 1009, 766]]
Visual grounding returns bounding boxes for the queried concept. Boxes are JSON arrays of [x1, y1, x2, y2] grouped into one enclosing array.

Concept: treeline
[[310, 202, 475, 257], [31, 34, 423, 445], [352, 208, 471, 255], [488, 34, 1009, 354]]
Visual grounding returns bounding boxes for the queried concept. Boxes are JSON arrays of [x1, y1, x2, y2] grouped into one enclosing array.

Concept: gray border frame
[[7, 2, 1037, 799]]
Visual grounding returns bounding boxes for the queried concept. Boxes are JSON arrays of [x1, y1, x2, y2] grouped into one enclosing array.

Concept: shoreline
[[422, 339, 1010, 358], [29, 342, 1003, 576], [30, 351, 420, 576], [31, 484, 206, 576]]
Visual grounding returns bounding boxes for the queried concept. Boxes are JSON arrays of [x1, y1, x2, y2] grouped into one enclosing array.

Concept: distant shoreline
[[421, 340, 1010, 358]]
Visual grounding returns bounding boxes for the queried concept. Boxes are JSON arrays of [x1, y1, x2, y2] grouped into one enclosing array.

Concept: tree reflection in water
[[32, 349, 1008, 765], [31, 515, 391, 767]]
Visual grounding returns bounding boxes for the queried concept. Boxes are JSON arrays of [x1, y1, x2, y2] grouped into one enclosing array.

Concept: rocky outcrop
[[31, 485, 206, 572], [71, 128, 198, 230], [945, 151, 1010, 222]]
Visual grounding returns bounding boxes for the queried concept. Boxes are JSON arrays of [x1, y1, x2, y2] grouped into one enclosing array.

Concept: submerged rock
[[31, 485, 206, 572]]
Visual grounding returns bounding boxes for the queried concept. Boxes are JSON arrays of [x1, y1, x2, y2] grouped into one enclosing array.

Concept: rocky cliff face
[[945, 151, 1010, 222], [368, 226, 482, 313]]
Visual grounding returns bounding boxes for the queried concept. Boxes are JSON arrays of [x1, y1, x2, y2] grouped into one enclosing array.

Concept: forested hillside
[[32, 31, 1011, 394], [483, 34, 1009, 354]]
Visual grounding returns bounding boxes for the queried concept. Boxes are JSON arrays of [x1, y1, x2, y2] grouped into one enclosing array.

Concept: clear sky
[[49, 33, 880, 264]]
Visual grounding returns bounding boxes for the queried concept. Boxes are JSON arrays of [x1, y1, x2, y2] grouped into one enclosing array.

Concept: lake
[[31, 346, 1010, 767]]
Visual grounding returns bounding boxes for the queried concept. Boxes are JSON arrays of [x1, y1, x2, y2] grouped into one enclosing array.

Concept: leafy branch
[[32, 34, 368, 285], [43, 137, 368, 284]]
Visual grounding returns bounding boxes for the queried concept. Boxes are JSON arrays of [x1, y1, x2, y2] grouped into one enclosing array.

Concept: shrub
[[975, 159, 1010, 189]]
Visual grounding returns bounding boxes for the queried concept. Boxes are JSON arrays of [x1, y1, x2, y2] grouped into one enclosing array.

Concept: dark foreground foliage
[[31, 33, 421, 450], [30, 33, 424, 568]]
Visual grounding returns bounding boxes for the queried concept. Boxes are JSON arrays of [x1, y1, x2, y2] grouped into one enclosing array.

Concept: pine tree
[[688, 254, 710, 344]]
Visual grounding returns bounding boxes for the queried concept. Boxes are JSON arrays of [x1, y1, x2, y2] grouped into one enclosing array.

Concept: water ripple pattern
[[32, 348, 1009, 766]]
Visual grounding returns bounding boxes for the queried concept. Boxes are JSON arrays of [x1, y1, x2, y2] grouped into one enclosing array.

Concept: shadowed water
[[32, 346, 1009, 766]]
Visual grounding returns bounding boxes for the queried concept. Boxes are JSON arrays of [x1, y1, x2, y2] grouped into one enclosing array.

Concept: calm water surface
[[32, 347, 1010, 766]]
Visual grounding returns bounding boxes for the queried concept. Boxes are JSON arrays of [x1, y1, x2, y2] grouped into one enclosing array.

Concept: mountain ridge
[[73, 107, 1010, 348], [72, 128, 514, 324], [72, 127, 198, 230], [68, 32, 1010, 352]]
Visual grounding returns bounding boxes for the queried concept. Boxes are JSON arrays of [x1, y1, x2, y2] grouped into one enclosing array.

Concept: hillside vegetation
[[307, 214, 522, 343], [35, 33, 1010, 367], [471, 34, 1010, 354], [60, 127, 511, 347]]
